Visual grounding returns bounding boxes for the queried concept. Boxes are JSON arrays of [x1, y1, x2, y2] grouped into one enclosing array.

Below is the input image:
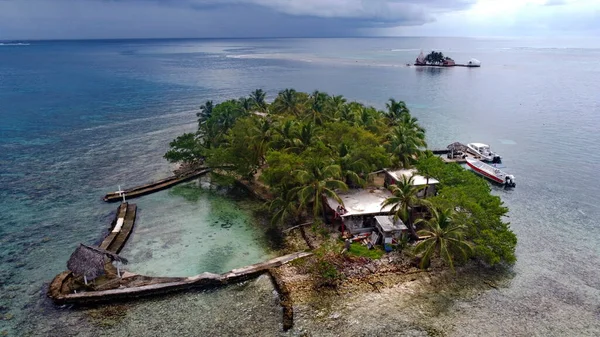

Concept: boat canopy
[[469, 142, 489, 149], [416, 51, 425, 64]]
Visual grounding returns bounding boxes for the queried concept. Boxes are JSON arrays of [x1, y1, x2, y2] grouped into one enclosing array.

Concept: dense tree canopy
[[165, 89, 517, 267]]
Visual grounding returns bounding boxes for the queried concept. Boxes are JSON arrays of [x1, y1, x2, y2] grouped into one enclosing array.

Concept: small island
[[49, 89, 516, 331], [415, 50, 481, 67]]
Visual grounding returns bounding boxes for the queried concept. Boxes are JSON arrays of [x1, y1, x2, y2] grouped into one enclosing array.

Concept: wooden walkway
[[49, 251, 312, 305], [103, 168, 211, 202], [99, 202, 137, 254]]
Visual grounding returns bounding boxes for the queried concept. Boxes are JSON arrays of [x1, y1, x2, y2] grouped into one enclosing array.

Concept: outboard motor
[[505, 175, 516, 188], [492, 155, 502, 164]]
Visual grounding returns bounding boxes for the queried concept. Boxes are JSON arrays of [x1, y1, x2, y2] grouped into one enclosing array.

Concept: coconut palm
[[268, 188, 302, 226], [399, 112, 426, 135], [197, 100, 214, 125], [250, 89, 267, 112], [272, 119, 299, 150], [238, 97, 254, 114], [272, 88, 299, 116], [296, 122, 318, 150], [327, 95, 347, 120], [306, 90, 329, 125], [338, 143, 367, 188], [384, 99, 409, 125], [380, 175, 427, 240], [291, 163, 348, 219], [388, 123, 427, 168], [414, 207, 472, 271]]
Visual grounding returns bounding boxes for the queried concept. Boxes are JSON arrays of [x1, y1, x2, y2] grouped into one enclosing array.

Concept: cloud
[[0, 0, 477, 39]]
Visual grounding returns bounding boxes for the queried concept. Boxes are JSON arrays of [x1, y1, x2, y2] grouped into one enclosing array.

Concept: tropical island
[[415, 51, 481, 67], [164, 89, 516, 315]]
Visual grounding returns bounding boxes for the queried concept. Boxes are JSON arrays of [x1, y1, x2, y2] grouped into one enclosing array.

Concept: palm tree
[[246, 118, 272, 166], [296, 122, 317, 150], [272, 88, 299, 116], [272, 119, 299, 150], [291, 163, 348, 219], [338, 143, 367, 188], [414, 207, 472, 271], [380, 175, 427, 240], [387, 123, 427, 168], [268, 188, 303, 227], [339, 105, 356, 124], [238, 97, 254, 114], [328, 95, 347, 120], [250, 89, 267, 112], [384, 99, 409, 125], [306, 90, 329, 125], [399, 112, 426, 135], [197, 100, 214, 125]]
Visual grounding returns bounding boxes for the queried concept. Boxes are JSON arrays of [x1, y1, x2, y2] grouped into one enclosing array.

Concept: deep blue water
[[1, 38, 599, 336]]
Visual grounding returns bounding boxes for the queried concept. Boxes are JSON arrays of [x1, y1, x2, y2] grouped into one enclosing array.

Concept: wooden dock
[[48, 251, 312, 305], [430, 148, 486, 164], [99, 202, 136, 254], [103, 168, 211, 202]]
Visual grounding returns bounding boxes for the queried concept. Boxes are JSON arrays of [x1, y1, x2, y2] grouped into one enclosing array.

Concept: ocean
[[1, 37, 599, 336]]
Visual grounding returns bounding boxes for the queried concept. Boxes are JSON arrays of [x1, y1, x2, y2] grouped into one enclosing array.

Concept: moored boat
[[466, 158, 516, 187], [467, 142, 502, 163]]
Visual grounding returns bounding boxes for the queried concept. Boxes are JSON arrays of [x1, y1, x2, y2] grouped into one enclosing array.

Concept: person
[[339, 205, 347, 214]]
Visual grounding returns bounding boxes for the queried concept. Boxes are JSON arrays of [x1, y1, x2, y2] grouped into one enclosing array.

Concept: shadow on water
[[415, 66, 446, 76]]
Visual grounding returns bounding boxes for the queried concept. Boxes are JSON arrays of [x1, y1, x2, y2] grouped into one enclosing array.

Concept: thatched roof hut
[[67, 244, 128, 281], [447, 142, 469, 153]]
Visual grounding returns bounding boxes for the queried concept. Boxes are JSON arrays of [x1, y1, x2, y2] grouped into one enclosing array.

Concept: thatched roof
[[67, 244, 128, 280], [447, 142, 469, 152]]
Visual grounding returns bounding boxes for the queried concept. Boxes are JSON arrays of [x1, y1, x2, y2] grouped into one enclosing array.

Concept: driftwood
[[268, 268, 294, 331], [282, 222, 313, 233]]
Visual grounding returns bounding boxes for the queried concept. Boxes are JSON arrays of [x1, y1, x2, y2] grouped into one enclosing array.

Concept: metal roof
[[374, 215, 407, 232], [327, 188, 394, 217], [384, 168, 439, 186]]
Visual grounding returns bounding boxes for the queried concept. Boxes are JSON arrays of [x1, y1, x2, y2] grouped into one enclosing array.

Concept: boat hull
[[467, 161, 504, 184], [466, 158, 515, 187]]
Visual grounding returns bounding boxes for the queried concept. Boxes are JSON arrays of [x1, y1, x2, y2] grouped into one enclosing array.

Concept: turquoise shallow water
[[1, 38, 599, 335]]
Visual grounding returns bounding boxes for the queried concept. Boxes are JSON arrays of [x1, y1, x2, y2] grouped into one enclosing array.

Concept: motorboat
[[466, 58, 481, 67], [466, 158, 515, 187], [466, 143, 502, 163]]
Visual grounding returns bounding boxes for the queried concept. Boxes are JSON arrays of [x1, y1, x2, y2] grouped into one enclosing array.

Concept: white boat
[[466, 58, 481, 67], [466, 143, 502, 163], [466, 158, 515, 187]]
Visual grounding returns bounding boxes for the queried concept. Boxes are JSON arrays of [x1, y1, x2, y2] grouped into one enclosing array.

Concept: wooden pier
[[48, 251, 312, 305], [103, 168, 211, 202], [99, 202, 136, 254], [430, 148, 486, 164]]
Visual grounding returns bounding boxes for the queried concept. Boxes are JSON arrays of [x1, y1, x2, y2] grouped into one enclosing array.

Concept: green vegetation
[[415, 207, 473, 271], [165, 89, 516, 271], [348, 243, 385, 260], [380, 175, 429, 240], [424, 51, 451, 65], [416, 155, 517, 266]]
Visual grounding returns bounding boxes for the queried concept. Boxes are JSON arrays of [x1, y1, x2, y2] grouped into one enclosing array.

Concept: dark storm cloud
[[0, 0, 477, 39]]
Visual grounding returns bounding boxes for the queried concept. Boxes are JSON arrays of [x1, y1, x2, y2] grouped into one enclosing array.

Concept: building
[[443, 58, 456, 66], [382, 168, 439, 198], [326, 188, 395, 234]]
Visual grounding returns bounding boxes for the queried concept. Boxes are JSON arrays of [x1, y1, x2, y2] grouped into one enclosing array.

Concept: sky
[[0, 0, 598, 40]]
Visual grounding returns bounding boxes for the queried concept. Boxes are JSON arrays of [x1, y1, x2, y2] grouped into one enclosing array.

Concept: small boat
[[466, 58, 481, 67], [466, 158, 515, 187], [466, 143, 502, 163]]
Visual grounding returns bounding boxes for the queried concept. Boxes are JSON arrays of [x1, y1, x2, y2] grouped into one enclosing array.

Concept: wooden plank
[[105, 204, 136, 254], [103, 168, 211, 202]]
